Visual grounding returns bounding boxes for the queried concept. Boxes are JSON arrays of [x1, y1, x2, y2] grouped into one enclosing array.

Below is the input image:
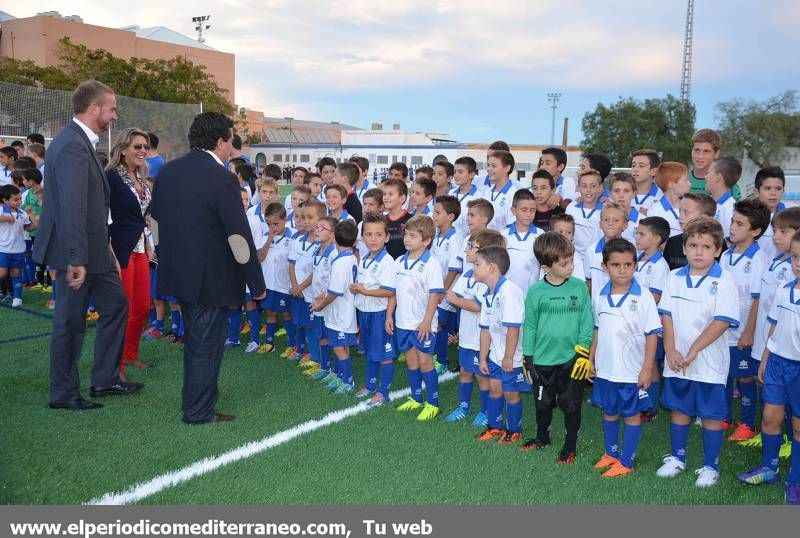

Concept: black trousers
[[180, 301, 228, 424], [49, 268, 128, 404]]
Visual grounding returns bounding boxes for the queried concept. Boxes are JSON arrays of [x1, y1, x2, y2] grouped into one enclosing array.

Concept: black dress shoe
[[49, 398, 104, 411], [90, 382, 144, 398], [184, 413, 235, 425]]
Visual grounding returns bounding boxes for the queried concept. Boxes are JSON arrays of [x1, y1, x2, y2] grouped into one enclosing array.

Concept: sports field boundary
[[86, 371, 459, 505]]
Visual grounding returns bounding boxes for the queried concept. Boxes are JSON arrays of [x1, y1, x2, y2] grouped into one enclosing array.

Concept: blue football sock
[[247, 309, 261, 344], [307, 323, 320, 364], [266, 322, 277, 344], [50, 284, 55, 300], [227, 308, 241, 343], [702, 428, 724, 471], [365, 361, 380, 392], [320, 344, 331, 371], [178, 312, 185, 336], [506, 400, 522, 433], [620, 423, 642, 468], [12, 275, 22, 300], [421, 369, 439, 406], [295, 327, 305, 354], [285, 318, 296, 348], [458, 382, 472, 412], [407, 368, 423, 403], [603, 419, 620, 458], [739, 379, 756, 428], [479, 389, 489, 414], [379, 362, 394, 396], [435, 329, 449, 368], [788, 440, 800, 484], [786, 413, 793, 441], [725, 378, 735, 423], [487, 395, 504, 429], [762, 432, 783, 471], [339, 356, 353, 386], [648, 381, 661, 410], [333, 357, 342, 379], [670, 422, 690, 463]]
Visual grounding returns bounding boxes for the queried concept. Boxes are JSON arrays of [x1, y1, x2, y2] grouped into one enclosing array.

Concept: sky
[[7, 0, 800, 145]]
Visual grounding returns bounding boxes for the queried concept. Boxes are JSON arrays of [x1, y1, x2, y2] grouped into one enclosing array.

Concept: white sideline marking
[[87, 371, 459, 505]]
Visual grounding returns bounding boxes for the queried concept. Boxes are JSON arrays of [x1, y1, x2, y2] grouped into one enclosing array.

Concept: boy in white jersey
[[288, 202, 322, 363], [754, 166, 791, 260], [355, 188, 384, 259], [585, 202, 627, 301], [706, 156, 741, 240], [502, 189, 543, 292], [325, 184, 355, 223], [432, 161, 454, 198], [609, 173, 642, 243], [738, 231, 800, 505], [409, 178, 435, 217], [633, 216, 672, 418], [485, 150, 520, 232], [444, 230, 504, 425], [450, 199, 493, 276], [311, 220, 359, 394], [545, 214, 586, 281], [648, 162, 691, 239], [258, 203, 295, 354], [590, 239, 661, 477], [351, 214, 398, 407], [656, 217, 740, 487], [431, 196, 462, 374], [387, 216, 445, 421], [348, 156, 373, 204], [722, 199, 771, 440], [283, 166, 308, 213], [474, 245, 529, 445], [247, 177, 280, 227], [450, 156, 482, 237], [0, 185, 36, 307], [566, 169, 604, 266], [538, 146, 576, 210], [286, 185, 311, 234], [307, 173, 325, 203], [630, 149, 663, 214], [307, 216, 339, 380]]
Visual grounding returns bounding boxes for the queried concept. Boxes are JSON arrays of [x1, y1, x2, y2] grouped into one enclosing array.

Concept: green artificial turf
[[0, 294, 787, 505]]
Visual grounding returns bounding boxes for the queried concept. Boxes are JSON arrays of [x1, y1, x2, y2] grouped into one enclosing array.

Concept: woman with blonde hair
[[106, 127, 155, 382]]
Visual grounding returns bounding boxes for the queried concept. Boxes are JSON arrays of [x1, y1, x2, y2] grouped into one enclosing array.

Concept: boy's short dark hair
[[0, 184, 21, 199], [21, 167, 43, 184], [692, 128, 721, 152], [489, 150, 515, 174], [337, 162, 359, 186], [389, 162, 409, 178], [583, 154, 612, 179], [362, 212, 389, 234], [147, 132, 159, 149], [434, 161, 454, 178], [382, 177, 408, 198], [435, 195, 461, 220], [292, 184, 312, 198], [541, 147, 568, 168], [27, 133, 45, 145], [470, 229, 505, 249], [415, 165, 434, 180], [467, 198, 494, 222], [325, 184, 347, 199], [363, 188, 384, 207], [512, 188, 535, 206], [231, 134, 243, 150], [734, 199, 771, 239], [631, 149, 660, 168], [264, 202, 287, 219], [263, 163, 282, 180], [638, 216, 670, 246], [317, 156, 336, 171], [610, 172, 636, 191], [534, 232, 575, 267], [304, 172, 320, 185], [454, 156, 477, 173], [0, 147, 18, 161], [602, 238, 637, 264], [683, 216, 725, 250], [414, 178, 436, 198], [711, 157, 742, 188], [755, 166, 785, 189], [405, 215, 435, 243], [549, 212, 575, 230], [531, 169, 555, 189], [292, 166, 308, 177], [319, 215, 337, 230], [773, 207, 800, 231], [348, 155, 369, 173], [488, 140, 510, 152], [476, 245, 510, 275], [26, 143, 45, 160], [304, 199, 327, 219], [14, 157, 35, 170], [682, 192, 717, 217], [334, 220, 358, 248], [10, 140, 23, 149]]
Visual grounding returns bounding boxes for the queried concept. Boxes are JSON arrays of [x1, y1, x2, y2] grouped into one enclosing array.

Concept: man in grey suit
[[34, 80, 143, 411]]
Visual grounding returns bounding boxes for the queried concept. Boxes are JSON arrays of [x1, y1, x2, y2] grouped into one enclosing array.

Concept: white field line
[[86, 371, 459, 505]]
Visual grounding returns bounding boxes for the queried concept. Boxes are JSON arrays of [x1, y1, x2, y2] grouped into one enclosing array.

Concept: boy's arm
[[288, 262, 300, 294], [446, 292, 480, 312], [257, 240, 270, 263], [684, 320, 730, 366], [738, 296, 759, 349], [502, 327, 520, 372], [478, 328, 491, 375], [311, 292, 336, 312], [639, 333, 657, 389], [576, 287, 594, 350], [757, 323, 777, 384], [417, 292, 442, 341], [522, 288, 539, 360], [443, 270, 458, 292], [298, 274, 312, 292], [385, 295, 397, 334], [0, 209, 13, 223], [588, 328, 599, 378]]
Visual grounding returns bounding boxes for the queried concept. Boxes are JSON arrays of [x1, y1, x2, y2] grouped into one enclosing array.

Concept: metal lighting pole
[[547, 93, 562, 145], [285, 116, 294, 166]]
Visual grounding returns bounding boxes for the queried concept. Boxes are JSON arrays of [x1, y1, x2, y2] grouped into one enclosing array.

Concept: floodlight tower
[[192, 15, 211, 43], [680, 0, 694, 103], [547, 93, 562, 145]]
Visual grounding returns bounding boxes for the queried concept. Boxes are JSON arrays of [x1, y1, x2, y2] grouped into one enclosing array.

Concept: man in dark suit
[[33, 80, 142, 411], [150, 112, 266, 424]]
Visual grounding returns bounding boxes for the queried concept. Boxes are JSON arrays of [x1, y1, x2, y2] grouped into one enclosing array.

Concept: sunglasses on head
[[132, 144, 150, 151], [315, 223, 331, 232]]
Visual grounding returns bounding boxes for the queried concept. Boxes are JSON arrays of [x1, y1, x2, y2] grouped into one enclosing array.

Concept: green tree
[[580, 95, 696, 166], [716, 91, 800, 167]]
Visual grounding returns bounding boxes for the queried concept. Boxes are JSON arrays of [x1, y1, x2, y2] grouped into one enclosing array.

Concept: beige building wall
[[0, 15, 235, 101]]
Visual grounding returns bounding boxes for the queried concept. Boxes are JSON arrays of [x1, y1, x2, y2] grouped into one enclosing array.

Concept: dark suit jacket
[[107, 168, 147, 269], [344, 192, 363, 224], [151, 149, 266, 306], [33, 121, 114, 273]]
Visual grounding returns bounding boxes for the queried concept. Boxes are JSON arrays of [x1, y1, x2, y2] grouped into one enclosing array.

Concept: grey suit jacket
[[33, 121, 114, 273]]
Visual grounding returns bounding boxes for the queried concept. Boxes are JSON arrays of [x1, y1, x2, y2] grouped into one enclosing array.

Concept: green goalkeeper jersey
[[522, 276, 593, 366]]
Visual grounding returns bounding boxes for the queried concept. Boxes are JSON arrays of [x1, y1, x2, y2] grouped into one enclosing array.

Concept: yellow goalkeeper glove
[[570, 344, 592, 381]]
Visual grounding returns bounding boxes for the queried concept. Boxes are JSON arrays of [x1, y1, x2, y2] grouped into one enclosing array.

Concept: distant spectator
[[145, 132, 165, 179]]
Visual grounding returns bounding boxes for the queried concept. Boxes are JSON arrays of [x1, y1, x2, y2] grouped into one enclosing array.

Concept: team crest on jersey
[[744, 261, 752, 274], [570, 295, 578, 308], [709, 281, 719, 295], [418, 265, 424, 273], [372, 265, 378, 274], [777, 269, 787, 281], [646, 265, 653, 274], [629, 299, 637, 312]]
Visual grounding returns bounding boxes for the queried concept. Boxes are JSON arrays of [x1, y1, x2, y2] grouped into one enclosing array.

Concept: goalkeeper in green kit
[[521, 232, 594, 464]]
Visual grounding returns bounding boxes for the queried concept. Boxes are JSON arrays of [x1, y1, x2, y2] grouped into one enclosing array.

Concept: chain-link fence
[[0, 81, 201, 160]]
